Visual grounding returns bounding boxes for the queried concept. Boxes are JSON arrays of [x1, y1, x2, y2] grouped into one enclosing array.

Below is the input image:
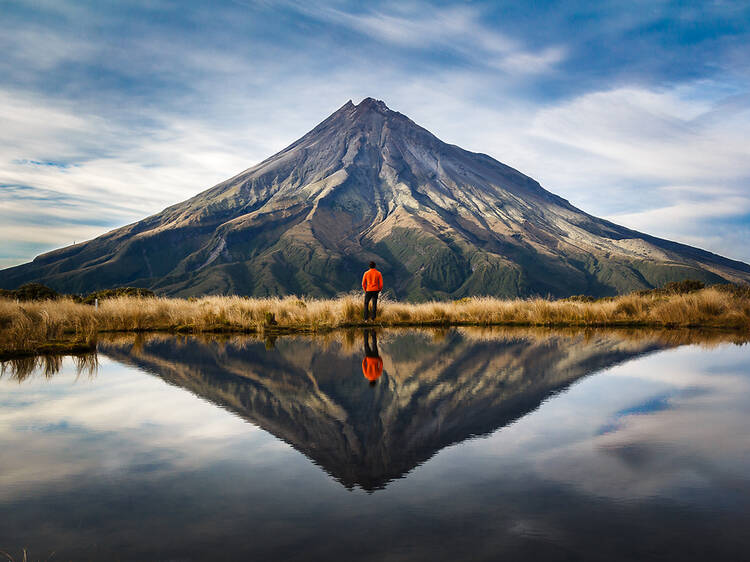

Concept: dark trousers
[[364, 291, 379, 320]]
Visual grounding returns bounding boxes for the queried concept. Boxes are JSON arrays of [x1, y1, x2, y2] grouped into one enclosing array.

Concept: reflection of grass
[[0, 353, 98, 381], [4, 325, 747, 380], [98, 325, 750, 353], [1, 285, 749, 356]]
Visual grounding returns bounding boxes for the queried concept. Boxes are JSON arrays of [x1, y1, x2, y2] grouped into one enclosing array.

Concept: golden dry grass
[[1, 287, 749, 356]]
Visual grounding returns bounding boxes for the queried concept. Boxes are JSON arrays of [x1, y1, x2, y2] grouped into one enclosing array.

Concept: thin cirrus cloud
[[1, 0, 749, 269], [307, 2, 567, 75], [522, 85, 750, 259]]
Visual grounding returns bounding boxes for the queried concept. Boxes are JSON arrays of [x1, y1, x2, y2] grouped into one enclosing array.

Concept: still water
[[1, 328, 749, 561]]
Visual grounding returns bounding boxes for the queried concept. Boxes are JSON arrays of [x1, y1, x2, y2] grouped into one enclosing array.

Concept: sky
[[1, 0, 750, 268]]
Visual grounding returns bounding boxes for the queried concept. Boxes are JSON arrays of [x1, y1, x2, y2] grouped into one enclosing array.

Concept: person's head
[[369, 261, 376, 269]]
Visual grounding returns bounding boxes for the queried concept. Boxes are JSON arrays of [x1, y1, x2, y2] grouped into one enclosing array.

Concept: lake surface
[[1, 328, 749, 561]]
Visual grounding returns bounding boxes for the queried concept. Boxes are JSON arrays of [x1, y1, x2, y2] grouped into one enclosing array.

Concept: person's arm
[[362, 272, 367, 291], [377, 271, 383, 291]]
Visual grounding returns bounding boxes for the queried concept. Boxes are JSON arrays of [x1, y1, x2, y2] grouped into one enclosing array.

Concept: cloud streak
[[309, 2, 567, 75]]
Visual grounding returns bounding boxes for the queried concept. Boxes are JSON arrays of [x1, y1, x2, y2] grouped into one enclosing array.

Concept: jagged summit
[[305, 96, 409, 144], [338, 97, 391, 112], [1, 99, 749, 298], [354, 96, 390, 112]]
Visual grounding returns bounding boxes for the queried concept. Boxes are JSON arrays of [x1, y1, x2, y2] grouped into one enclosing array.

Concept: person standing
[[362, 261, 383, 321]]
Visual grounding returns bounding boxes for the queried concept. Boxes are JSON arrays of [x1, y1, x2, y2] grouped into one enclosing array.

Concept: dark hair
[[369, 261, 376, 268]]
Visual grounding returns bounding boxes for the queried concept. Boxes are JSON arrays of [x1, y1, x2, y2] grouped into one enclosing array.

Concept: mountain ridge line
[[2, 97, 749, 299]]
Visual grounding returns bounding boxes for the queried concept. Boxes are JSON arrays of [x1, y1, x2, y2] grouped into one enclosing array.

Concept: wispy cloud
[[0, 88, 266, 260], [519, 84, 750, 257], [304, 2, 567, 75], [530, 87, 750, 183]]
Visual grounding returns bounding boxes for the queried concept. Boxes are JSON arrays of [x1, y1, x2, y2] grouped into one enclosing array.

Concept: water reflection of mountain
[[99, 329, 668, 491]]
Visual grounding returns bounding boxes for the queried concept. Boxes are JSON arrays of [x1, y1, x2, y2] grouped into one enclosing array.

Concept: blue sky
[[1, 0, 749, 268]]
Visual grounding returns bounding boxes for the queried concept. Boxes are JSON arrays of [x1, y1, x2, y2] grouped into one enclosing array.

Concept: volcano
[[2, 97, 749, 298]]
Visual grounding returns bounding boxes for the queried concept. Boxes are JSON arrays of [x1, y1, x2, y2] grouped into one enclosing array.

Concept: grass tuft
[[1, 285, 749, 356]]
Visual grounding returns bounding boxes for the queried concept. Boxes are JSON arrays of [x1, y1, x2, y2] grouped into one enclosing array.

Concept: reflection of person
[[362, 261, 383, 321], [362, 329, 383, 386]]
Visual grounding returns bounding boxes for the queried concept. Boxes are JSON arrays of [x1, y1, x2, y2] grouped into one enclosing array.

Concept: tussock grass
[[0, 298, 98, 357], [1, 286, 749, 356]]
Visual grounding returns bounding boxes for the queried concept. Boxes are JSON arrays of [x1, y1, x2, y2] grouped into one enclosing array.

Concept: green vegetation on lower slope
[[2, 218, 747, 300], [0, 283, 154, 303], [373, 227, 472, 298]]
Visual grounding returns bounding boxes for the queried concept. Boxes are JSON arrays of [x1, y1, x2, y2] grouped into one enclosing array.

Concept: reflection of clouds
[[2, 342, 748, 500], [428, 343, 750, 510], [1, 336, 749, 558], [506, 517, 563, 542], [0, 356, 290, 501], [498, 344, 750, 502]]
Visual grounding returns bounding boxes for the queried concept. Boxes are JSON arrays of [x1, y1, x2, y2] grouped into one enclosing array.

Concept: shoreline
[[2, 286, 749, 358], [1, 321, 748, 361], [0, 341, 98, 360]]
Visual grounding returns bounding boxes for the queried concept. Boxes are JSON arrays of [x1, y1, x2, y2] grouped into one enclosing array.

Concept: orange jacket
[[362, 268, 383, 292], [362, 356, 383, 381]]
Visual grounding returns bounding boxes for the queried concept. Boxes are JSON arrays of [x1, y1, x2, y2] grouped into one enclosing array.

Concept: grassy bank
[[1, 285, 749, 357]]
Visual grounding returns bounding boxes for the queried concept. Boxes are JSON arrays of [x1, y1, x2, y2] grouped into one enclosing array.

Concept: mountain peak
[[3, 98, 749, 299], [355, 97, 390, 114], [324, 97, 394, 128]]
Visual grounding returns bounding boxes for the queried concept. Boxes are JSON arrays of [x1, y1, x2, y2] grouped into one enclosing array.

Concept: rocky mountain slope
[[3, 98, 749, 298]]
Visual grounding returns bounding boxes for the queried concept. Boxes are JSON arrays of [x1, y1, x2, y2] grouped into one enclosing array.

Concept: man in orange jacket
[[362, 261, 383, 321]]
